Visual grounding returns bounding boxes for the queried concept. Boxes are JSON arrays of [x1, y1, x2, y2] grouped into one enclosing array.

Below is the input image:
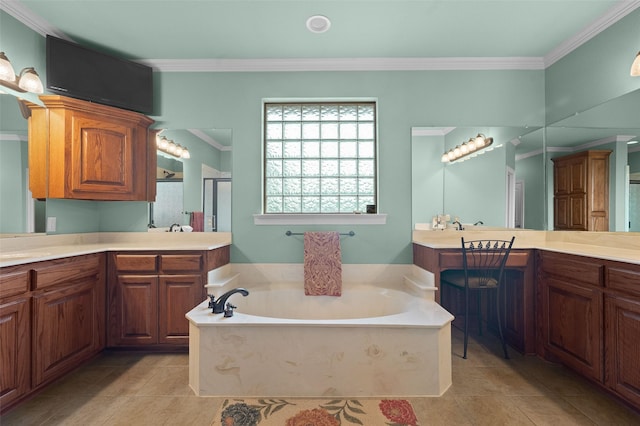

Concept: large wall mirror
[[0, 94, 46, 235], [412, 126, 544, 230], [412, 88, 640, 233], [149, 128, 232, 232]]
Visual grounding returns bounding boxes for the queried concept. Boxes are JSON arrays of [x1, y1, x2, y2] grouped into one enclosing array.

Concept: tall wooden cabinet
[[27, 95, 156, 201], [552, 150, 611, 231]]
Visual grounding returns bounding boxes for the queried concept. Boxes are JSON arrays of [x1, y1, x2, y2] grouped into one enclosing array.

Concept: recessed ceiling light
[[306, 15, 331, 33]]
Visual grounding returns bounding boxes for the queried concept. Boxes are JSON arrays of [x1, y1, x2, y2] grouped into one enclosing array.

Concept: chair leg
[[496, 286, 509, 359], [463, 287, 469, 359], [477, 290, 482, 336]]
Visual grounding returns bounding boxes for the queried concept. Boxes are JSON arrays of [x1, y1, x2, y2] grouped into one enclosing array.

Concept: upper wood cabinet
[[27, 95, 157, 201], [552, 150, 611, 231]]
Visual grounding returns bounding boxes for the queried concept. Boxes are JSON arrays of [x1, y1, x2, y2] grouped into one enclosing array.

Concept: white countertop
[[0, 232, 232, 267], [412, 229, 640, 265]]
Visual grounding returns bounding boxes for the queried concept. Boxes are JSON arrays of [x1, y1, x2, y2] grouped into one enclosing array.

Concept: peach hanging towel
[[190, 211, 204, 232], [303, 231, 342, 296]]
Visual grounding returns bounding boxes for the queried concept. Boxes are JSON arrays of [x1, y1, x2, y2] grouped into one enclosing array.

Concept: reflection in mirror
[[411, 126, 544, 231], [0, 94, 45, 235], [149, 128, 232, 232], [546, 89, 640, 232]]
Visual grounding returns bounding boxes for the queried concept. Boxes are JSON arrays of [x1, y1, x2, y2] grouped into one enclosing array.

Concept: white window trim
[[254, 213, 387, 225]]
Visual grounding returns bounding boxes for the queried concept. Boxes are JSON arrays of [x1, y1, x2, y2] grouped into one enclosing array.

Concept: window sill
[[253, 213, 387, 226]]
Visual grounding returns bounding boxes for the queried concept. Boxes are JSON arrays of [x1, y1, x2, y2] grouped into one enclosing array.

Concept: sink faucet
[[474, 220, 484, 226], [452, 220, 464, 231], [169, 223, 182, 232], [209, 288, 249, 314]]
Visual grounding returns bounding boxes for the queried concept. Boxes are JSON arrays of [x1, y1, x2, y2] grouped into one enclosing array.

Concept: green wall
[[152, 70, 544, 263], [2, 8, 638, 263], [545, 9, 640, 124]]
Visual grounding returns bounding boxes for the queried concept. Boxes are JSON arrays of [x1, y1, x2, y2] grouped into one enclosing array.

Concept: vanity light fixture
[[0, 52, 44, 94], [631, 51, 640, 77], [441, 133, 494, 163], [156, 136, 190, 159]]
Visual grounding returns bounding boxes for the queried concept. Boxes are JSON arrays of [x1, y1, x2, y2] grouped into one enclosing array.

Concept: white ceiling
[[2, 0, 638, 72], [2, 0, 638, 153]]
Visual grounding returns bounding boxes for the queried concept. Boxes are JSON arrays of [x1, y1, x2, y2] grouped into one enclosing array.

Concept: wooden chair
[[440, 236, 515, 359]]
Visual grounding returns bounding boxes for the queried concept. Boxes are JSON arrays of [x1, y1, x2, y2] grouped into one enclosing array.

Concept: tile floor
[[2, 329, 639, 425]]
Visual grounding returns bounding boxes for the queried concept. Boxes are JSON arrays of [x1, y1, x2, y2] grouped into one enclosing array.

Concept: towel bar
[[285, 230, 355, 237]]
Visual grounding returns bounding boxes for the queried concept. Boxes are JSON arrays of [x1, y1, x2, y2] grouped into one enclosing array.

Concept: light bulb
[[460, 143, 469, 155], [182, 148, 191, 159], [17, 68, 43, 93], [0, 52, 16, 82]]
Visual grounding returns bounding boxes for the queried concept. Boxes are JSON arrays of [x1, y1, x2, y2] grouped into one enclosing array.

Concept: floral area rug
[[212, 398, 419, 426]]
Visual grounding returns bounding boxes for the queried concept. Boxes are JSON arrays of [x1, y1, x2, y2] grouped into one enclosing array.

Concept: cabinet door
[[605, 295, 640, 408], [0, 297, 30, 407], [569, 194, 587, 230], [111, 275, 158, 346], [158, 275, 202, 345], [569, 159, 586, 193], [554, 162, 570, 195], [541, 276, 603, 382], [554, 195, 569, 229], [68, 114, 138, 199], [32, 281, 102, 387]]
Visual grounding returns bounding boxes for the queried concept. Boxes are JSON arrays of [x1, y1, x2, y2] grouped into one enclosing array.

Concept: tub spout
[[210, 288, 249, 314]]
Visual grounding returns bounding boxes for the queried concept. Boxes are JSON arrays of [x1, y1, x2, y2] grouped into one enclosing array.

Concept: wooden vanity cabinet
[[604, 264, 640, 408], [108, 252, 208, 347], [31, 254, 106, 387], [27, 95, 156, 201], [538, 250, 604, 382], [0, 254, 105, 413], [552, 150, 611, 231], [0, 265, 31, 409]]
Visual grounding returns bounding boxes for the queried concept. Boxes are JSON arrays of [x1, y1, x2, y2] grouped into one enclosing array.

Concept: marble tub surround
[[206, 263, 437, 299], [189, 263, 452, 397], [413, 230, 640, 264], [0, 232, 232, 267]]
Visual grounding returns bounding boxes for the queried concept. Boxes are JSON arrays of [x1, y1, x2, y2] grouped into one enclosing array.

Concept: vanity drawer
[[160, 254, 203, 274], [540, 251, 603, 287], [0, 266, 30, 298], [606, 265, 640, 297], [113, 254, 158, 273], [34, 254, 102, 290]]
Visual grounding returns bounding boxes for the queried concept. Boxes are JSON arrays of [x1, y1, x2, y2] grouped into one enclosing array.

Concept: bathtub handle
[[224, 303, 236, 318]]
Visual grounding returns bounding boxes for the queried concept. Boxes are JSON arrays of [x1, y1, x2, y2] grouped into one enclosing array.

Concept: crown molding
[[544, 0, 640, 67], [411, 127, 456, 137], [187, 129, 231, 152], [0, 0, 69, 40], [0, 132, 28, 142], [138, 57, 545, 73], [3, 0, 637, 72], [515, 149, 544, 161]]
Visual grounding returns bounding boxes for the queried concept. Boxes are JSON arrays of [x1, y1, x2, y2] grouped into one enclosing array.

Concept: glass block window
[[264, 102, 377, 214]]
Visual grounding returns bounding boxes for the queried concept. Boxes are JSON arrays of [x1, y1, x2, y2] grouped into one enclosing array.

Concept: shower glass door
[[203, 178, 231, 232]]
